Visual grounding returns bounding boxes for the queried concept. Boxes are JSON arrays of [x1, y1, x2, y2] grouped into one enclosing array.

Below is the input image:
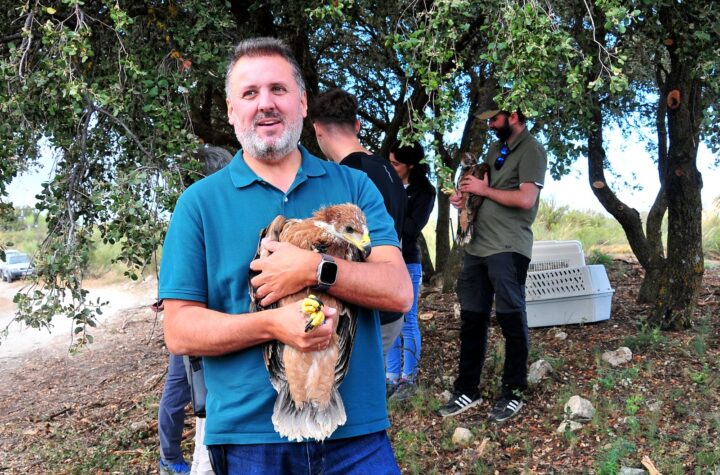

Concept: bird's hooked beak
[[344, 233, 372, 261]]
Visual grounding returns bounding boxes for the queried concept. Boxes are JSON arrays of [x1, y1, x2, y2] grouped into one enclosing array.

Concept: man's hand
[[458, 173, 490, 197], [250, 239, 318, 307], [272, 300, 336, 352], [450, 190, 464, 209]]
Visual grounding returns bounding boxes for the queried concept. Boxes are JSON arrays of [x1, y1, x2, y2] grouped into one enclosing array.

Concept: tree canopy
[[1, 0, 718, 341]]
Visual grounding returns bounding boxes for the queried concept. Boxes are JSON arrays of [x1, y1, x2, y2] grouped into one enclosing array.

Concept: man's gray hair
[[225, 37, 306, 98]]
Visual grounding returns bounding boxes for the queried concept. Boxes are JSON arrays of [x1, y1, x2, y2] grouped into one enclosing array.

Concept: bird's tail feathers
[[455, 227, 473, 245], [271, 385, 347, 442]]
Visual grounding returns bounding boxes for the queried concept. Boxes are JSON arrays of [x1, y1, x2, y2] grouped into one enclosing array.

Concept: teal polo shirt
[[159, 145, 399, 445]]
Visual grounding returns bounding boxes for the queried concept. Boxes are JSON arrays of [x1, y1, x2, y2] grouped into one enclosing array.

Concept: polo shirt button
[[284, 196, 288, 202]]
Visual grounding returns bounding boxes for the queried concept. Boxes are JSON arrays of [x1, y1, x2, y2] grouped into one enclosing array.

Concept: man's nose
[[257, 89, 276, 111]]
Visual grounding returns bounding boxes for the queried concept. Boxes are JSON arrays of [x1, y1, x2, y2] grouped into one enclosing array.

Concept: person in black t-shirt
[[309, 88, 408, 368]]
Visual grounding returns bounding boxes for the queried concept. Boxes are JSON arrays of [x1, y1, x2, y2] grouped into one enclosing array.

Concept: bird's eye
[[344, 226, 354, 233]]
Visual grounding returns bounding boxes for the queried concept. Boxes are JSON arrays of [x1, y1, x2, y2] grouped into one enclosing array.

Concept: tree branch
[[0, 33, 22, 44]]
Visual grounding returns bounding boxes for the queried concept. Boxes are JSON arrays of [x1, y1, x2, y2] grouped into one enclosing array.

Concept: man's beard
[[493, 121, 512, 141], [236, 112, 303, 161]]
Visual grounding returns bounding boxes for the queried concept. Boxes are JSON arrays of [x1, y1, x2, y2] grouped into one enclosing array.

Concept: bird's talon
[[302, 295, 325, 333]]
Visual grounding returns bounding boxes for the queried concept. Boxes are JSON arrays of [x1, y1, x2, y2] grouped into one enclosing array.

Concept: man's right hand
[[450, 190, 464, 209], [271, 299, 336, 352]]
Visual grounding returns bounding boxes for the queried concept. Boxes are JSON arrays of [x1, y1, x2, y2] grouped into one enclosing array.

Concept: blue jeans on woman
[[386, 263, 422, 382]]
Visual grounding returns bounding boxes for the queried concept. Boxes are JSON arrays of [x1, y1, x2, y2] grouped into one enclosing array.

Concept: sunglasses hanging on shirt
[[494, 143, 509, 170]]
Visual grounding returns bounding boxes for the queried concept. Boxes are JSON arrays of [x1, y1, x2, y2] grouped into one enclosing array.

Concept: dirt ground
[[0, 279, 164, 473], [0, 260, 718, 474]]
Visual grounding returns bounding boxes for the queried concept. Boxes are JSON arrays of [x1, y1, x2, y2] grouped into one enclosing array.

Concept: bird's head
[[460, 152, 478, 168], [313, 204, 372, 261]]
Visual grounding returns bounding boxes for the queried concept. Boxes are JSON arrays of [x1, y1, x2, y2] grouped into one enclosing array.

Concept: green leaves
[[386, 0, 475, 190], [0, 0, 233, 347]]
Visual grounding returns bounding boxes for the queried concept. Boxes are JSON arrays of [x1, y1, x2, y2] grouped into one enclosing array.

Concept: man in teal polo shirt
[[159, 37, 412, 474], [440, 108, 546, 422]]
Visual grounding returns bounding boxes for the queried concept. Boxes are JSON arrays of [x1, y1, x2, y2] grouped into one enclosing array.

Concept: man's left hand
[[249, 239, 317, 306]]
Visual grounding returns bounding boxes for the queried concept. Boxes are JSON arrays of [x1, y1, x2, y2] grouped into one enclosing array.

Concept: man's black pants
[[454, 252, 530, 398]]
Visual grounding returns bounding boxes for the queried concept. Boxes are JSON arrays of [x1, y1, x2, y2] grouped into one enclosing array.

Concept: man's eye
[[272, 86, 287, 94], [242, 90, 257, 99]]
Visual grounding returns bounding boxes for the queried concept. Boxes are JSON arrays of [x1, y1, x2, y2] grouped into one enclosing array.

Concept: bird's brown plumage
[[456, 153, 490, 245], [249, 203, 370, 441]]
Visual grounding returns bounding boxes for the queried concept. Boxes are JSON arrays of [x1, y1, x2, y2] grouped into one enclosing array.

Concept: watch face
[[319, 260, 338, 284]]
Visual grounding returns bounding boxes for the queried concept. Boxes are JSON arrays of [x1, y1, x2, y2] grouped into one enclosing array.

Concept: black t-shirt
[[340, 152, 407, 241], [341, 152, 407, 325]]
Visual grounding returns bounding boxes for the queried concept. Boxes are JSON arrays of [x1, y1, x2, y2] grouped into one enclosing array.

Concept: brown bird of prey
[[250, 203, 371, 442], [456, 153, 491, 245]]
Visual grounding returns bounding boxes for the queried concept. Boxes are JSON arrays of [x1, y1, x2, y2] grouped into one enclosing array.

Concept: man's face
[[488, 113, 512, 141], [226, 55, 307, 161]]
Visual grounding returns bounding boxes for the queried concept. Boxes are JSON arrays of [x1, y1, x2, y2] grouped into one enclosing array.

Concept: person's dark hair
[[390, 141, 433, 190], [499, 110, 527, 124], [225, 37, 305, 97], [309, 88, 358, 129]]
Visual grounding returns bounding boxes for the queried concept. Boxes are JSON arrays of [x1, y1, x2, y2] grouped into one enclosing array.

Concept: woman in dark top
[[385, 141, 436, 401]]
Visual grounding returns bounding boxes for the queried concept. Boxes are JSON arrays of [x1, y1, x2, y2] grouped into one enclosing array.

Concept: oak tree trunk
[[650, 65, 704, 328], [417, 233, 435, 283]]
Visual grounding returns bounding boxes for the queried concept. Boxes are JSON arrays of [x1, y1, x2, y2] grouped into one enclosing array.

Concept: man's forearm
[[163, 301, 273, 356], [484, 183, 539, 210], [329, 246, 413, 313], [163, 299, 336, 357]]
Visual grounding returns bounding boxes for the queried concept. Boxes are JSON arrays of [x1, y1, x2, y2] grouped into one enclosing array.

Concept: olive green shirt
[[466, 128, 547, 259]]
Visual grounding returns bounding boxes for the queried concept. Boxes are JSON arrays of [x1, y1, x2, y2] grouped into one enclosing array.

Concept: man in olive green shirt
[[440, 109, 547, 422]]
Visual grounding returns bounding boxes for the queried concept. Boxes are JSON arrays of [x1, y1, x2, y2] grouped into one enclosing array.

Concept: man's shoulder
[[342, 152, 401, 184], [518, 130, 546, 152], [179, 167, 231, 202], [339, 151, 386, 172], [526, 132, 545, 149], [522, 133, 547, 165]]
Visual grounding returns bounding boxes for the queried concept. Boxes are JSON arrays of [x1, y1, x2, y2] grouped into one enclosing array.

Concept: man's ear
[[300, 90, 308, 117], [313, 122, 323, 138], [354, 119, 361, 135], [226, 99, 234, 125]]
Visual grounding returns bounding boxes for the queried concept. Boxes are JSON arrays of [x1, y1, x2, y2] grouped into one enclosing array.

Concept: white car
[[1, 251, 34, 282]]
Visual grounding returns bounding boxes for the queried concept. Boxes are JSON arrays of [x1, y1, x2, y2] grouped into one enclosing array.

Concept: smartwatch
[[312, 253, 338, 292]]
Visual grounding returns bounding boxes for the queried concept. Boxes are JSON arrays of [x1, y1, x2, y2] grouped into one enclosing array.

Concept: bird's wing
[[467, 162, 490, 210], [457, 160, 491, 245], [333, 301, 358, 384], [249, 215, 290, 391], [249, 215, 288, 313], [264, 339, 287, 391], [457, 162, 474, 242]]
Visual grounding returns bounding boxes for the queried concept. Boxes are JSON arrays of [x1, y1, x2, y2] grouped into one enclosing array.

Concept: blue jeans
[[158, 354, 191, 463], [386, 263, 422, 382], [208, 431, 400, 475]]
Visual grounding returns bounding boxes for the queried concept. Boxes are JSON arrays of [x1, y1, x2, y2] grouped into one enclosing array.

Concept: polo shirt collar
[[228, 144, 326, 189]]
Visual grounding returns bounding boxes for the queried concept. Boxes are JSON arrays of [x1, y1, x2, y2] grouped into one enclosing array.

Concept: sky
[[542, 134, 720, 214], [6, 131, 720, 214]]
